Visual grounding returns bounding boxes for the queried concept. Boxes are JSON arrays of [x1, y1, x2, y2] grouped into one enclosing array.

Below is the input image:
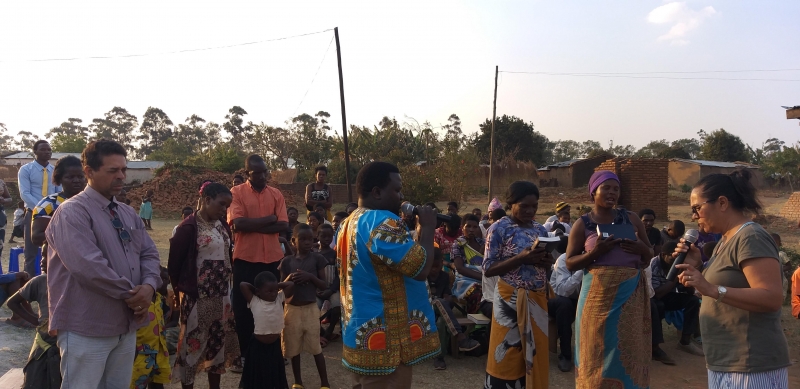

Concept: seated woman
[[451, 214, 484, 314]]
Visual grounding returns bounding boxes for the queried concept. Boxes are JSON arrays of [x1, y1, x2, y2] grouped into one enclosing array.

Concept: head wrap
[[555, 202, 569, 213], [589, 170, 620, 199], [488, 197, 502, 212]]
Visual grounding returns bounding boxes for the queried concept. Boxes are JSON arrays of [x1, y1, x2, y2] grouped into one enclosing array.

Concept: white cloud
[[647, 2, 715, 45]]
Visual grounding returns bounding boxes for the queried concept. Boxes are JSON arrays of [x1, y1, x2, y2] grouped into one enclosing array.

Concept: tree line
[[1, 107, 798, 192]]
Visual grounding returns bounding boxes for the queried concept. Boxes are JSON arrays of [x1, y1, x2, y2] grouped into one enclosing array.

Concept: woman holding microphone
[[675, 169, 789, 389]]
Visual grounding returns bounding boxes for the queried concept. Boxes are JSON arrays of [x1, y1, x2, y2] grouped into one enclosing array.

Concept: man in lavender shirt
[[46, 139, 161, 389]]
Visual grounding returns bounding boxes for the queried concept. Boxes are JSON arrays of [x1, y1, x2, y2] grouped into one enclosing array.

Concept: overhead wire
[[0, 28, 334, 63], [500, 70, 800, 82], [292, 34, 335, 117]]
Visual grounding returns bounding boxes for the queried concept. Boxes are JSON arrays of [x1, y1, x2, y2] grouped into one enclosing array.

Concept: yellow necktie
[[42, 168, 48, 197]]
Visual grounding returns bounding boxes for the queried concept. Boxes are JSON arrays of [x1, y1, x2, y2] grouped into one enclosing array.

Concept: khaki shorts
[[282, 303, 323, 357]]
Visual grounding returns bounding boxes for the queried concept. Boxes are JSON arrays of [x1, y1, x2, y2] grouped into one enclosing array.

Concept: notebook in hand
[[596, 223, 637, 241]]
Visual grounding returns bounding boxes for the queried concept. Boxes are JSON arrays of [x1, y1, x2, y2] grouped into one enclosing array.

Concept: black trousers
[[547, 295, 578, 359], [651, 293, 701, 345], [232, 259, 281, 357]]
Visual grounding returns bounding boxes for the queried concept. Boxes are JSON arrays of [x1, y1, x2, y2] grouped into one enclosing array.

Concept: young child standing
[[130, 267, 172, 389], [139, 189, 154, 230], [10, 200, 25, 243], [279, 223, 331, 389], [239, 271, 295, 389], [315, 224, 340, 344]]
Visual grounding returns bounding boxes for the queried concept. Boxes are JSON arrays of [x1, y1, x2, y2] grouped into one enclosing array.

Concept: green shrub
[[399, 164, 443, 205]]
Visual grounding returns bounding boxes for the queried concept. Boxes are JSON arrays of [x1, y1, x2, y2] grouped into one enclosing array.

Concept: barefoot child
[[139, 189, 154, 230], [315, 224, 340, 344], [130, 267, 172, 389], [239, 271, 295, 389], [279, 223, 331, 389]]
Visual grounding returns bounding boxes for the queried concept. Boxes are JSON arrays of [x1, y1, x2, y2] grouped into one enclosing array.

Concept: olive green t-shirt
[[700, 223, 790, 372]]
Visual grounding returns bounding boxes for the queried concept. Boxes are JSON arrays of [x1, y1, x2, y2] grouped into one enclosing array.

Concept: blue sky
[[1, 0, 798, 150]]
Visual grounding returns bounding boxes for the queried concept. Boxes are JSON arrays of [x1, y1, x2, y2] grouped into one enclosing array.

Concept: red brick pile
[[127, 166, 302, 215]]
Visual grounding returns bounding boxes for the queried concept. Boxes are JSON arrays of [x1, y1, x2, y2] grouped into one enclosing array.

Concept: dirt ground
[[2, 189, 799, 388]]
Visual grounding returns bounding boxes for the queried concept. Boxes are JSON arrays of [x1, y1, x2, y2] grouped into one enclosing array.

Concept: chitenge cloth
[[574, 266, 651, 389], [485, 279, 549, 389]]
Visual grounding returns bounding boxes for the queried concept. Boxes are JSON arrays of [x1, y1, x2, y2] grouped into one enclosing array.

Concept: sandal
[[319, 336, 329, 348]]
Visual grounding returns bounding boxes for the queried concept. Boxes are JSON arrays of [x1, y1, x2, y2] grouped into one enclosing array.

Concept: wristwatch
[[715, 285, 727, 303]]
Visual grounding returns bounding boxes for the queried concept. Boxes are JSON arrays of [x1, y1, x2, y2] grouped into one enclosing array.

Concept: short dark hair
[[639, 208, 656, 218], [446, 214, 461, 231], [661, 241, 679, 259], [334, 211, 349, 219], [307, 212, 324, 223], [82, 139, 127, 171], [234, 174, 245, 181], [669, 220, 685, 237], [319, 224, 334, 232], [293, 222, 313, 237], [462, 213, 480, 225], [314, 203, 326, 210], [287, 206, 298, 213], [425, 202, 438, 210], [33, 140, 50, 152], [447, 201, 458, 209], [314, 166, 328, 174], [245, 154, 266, 170], [472, 208, 481, 213], [505, 181, 540, 209], [182, 206, 194, 214], [356, 161, 400, 198], [201, 182, 231, 199], [490, 208, 506, 221], [695, 169, 762, 215], [254, 271, 277, 288], [52, 155, 83, 185]]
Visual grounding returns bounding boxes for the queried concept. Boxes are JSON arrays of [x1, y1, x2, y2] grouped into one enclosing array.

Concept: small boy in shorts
[[279, 223, 331, 389], [315, 224, 340, 343]]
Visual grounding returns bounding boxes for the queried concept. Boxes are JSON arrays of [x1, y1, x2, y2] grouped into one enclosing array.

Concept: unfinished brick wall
[[780, 192, 800, 221], [595, 158, 669, 219]]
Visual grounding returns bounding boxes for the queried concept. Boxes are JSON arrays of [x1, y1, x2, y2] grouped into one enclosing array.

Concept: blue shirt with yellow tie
[[18, 161, 61, 210]]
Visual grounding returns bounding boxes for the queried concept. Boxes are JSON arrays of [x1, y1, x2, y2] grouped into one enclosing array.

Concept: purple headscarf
[[589, 170, 620, 199]]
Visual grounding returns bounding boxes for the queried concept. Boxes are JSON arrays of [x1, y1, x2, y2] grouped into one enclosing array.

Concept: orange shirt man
[[227, 155, 289, 361], [792, 267, 800, 319]]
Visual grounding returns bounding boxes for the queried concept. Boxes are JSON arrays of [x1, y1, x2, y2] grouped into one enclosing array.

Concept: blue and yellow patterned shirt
[[336, 207, 440, 376], [33, 192, 67, 220]]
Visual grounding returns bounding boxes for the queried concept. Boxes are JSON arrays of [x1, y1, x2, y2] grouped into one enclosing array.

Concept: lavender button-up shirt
[[46, 185, 161, 337]]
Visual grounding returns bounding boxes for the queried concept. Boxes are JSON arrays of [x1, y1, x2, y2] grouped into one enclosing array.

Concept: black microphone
[[401, 201, 452, 222], [666, 229, 700, 282]]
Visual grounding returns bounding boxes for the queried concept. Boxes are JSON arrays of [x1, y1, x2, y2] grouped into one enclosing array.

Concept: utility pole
[[488, 66, 498, 203], [334, 27, 353, 202]]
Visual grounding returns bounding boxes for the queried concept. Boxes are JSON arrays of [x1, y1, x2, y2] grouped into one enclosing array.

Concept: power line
[[504, 68, 800, 75], [0, 29, 334, 63], [500, 70, 800, 82], [293, 35, 335, 117]]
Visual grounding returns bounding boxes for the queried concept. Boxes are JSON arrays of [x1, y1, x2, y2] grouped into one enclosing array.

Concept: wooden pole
[[334, 27, 353, 202], [488, 66, 498, 204]]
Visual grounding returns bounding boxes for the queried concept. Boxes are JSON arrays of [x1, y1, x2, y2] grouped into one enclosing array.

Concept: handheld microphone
[[401, 201, 452, 223], [666, 229, 700, 282]]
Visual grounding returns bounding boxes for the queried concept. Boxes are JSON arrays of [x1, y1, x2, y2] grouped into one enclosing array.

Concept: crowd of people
[[0, 137, 796, 389]]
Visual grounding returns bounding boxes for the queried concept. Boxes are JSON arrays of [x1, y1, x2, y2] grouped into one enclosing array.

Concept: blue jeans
[[57, 330, 136, 389]]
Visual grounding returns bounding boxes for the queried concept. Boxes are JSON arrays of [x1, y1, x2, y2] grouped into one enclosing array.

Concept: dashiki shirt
[[336, 207, 441, 376]]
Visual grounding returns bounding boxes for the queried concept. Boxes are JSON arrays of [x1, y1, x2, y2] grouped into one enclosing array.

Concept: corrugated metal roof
[[127, 161, 165, 169], [4, 152, 81, 159], [671, 159, 760, 169]]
